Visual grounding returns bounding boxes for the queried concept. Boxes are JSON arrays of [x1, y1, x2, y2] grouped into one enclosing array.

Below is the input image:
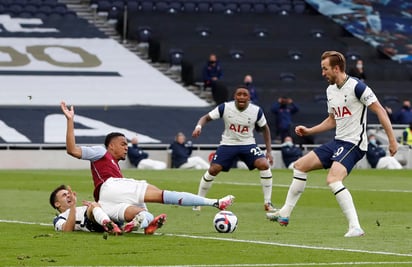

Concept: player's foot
[[215, 195, 235, 210], [102, 220, 122, 235], [264, 202, 277, 212], [344, 227, 365, 237], [192, 206, 201, 211], [144, 213, 167, 235], [266, 211, 289, 226], [123, 212, 146, 233]]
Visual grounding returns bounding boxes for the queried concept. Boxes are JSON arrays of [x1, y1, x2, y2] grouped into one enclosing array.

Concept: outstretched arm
[[192, 114, 212, 138], [369, 101, 398, 156], [60, 101, 82, 159], [295, 113, 336, 137]]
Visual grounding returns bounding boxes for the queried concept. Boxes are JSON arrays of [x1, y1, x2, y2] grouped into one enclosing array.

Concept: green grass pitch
[[0, 168, 411, 266]]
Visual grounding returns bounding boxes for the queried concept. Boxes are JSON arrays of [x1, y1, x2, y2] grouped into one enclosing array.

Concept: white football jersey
[[209, 101, 267, 145], [53, 206, 91, 232], [326, 76, 377, 151]]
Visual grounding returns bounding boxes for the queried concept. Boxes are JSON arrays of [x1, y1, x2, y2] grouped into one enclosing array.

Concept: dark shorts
[[313, 139, 365, 174], [212, 144, 266, 171]]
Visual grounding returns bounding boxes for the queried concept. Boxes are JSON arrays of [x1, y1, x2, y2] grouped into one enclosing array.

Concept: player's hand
[[67, 186, 77, 206], [60, 101, 75, 120], [295, 125, 308, 136], [82, 200, 92, 207], [266, 153, 274, 166], [192, 127, 201, 138], [388, 141, 398, 156]]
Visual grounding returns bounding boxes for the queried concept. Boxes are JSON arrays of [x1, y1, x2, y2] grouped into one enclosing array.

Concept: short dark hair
[[104, 132, 125, 148], [49, 184, 67, 209], [235, 85, 250, 92]]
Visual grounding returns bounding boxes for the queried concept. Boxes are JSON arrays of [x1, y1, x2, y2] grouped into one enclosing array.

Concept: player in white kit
[[192, 86, 275, 212], [267, 51, 398, 237], [50, 185, 122, 234]]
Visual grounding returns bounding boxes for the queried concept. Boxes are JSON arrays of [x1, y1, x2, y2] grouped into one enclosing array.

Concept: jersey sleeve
[[256, 107, 267, 127], [353, 80, 377, 106], [208, 103, 225, 120], [81, 146, 107, 162], [53, 210, 69, 231]]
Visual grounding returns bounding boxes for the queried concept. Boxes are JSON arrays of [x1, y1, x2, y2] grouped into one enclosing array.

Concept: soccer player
[[60, 101, 234, 235], [191, 86, 275, 212], [50, 185, 122, 234], [267, 51, 398, 237]]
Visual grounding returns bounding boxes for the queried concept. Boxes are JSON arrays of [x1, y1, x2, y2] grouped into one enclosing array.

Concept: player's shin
[[162, 190, 216, 206], [329, 181, 361, 229], [260, 168, 273, 204], [197, 171, 215, 197], [280, 168, 307, 217]]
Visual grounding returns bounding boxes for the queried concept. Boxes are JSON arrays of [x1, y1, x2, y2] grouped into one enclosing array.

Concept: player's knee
[[255, 158, 270, 170], [208, 164, 222, 176]]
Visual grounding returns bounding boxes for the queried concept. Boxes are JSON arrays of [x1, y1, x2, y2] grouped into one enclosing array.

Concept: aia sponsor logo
[[332, 106, 352, 118]]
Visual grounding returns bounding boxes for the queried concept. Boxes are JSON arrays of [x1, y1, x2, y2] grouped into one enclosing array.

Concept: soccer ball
[[213, 211, 238, 233]]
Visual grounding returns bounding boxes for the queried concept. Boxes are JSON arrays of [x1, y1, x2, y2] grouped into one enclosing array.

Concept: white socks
[[260, 169, 273, 204], [92, 207, 110, 225], [197, 171, 215, 197], [280, 169, 307, 217], [329, 181, 361, 229]]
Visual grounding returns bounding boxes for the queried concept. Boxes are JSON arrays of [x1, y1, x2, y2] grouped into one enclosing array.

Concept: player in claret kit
[[266, 51, 398, 237], [191, 86, 276, 212], [60, 101, 234, 235]]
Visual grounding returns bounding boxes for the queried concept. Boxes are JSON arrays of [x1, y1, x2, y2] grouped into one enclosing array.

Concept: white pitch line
[[164, 233, 412, 258], [1, 219, 411, 259], [214, 181, 412, 193], [135, 262, 412, 267]]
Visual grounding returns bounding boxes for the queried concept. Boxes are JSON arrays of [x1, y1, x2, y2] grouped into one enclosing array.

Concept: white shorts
[[99, 177, 148, 222]]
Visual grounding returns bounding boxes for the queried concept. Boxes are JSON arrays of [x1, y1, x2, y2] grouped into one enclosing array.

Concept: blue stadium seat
[[310, 29, 324, 38], [280, 72, 296, 81], [288, 49, 303, 60], [23, 4, 37, 15], [345, 51, 361, 61], [53, 5, 68, 15], [136, 26, 152, 42], [293, 1, 306, 14], [239, 2, 252, 13], [97, 0, 111, 14], [182, 2, 196, 12], [225, 3, 238, 14], [155, 1, 169, 12], [140, 1, 154, 12], [42, 0, 58, 7], [169, 48, 184, 65], [108, 6, 122, 20], [169, 2, 182, 13], [252, 3, 266, 13], [30, 0, 42, 6], [8, 4, 23, 15], [254, 27, 268, 38], [126, 1, 139, 12], [14, 0, 27, 5], [197, 2, 210, 12], [211, 2, 225, 12], [229, 49, 244, 60], [196, 26, 211, 37]]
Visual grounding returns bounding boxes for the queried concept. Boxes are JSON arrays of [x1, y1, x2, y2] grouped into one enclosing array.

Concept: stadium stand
[[1, 0, 412, 154]]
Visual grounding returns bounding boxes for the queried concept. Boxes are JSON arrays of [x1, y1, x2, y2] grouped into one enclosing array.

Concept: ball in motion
[[213, 211, 238, 233]]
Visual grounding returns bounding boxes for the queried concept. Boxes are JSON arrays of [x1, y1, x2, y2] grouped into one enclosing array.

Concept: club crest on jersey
[[229, 124, 249, 133], [332, 106, 352, 118]]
